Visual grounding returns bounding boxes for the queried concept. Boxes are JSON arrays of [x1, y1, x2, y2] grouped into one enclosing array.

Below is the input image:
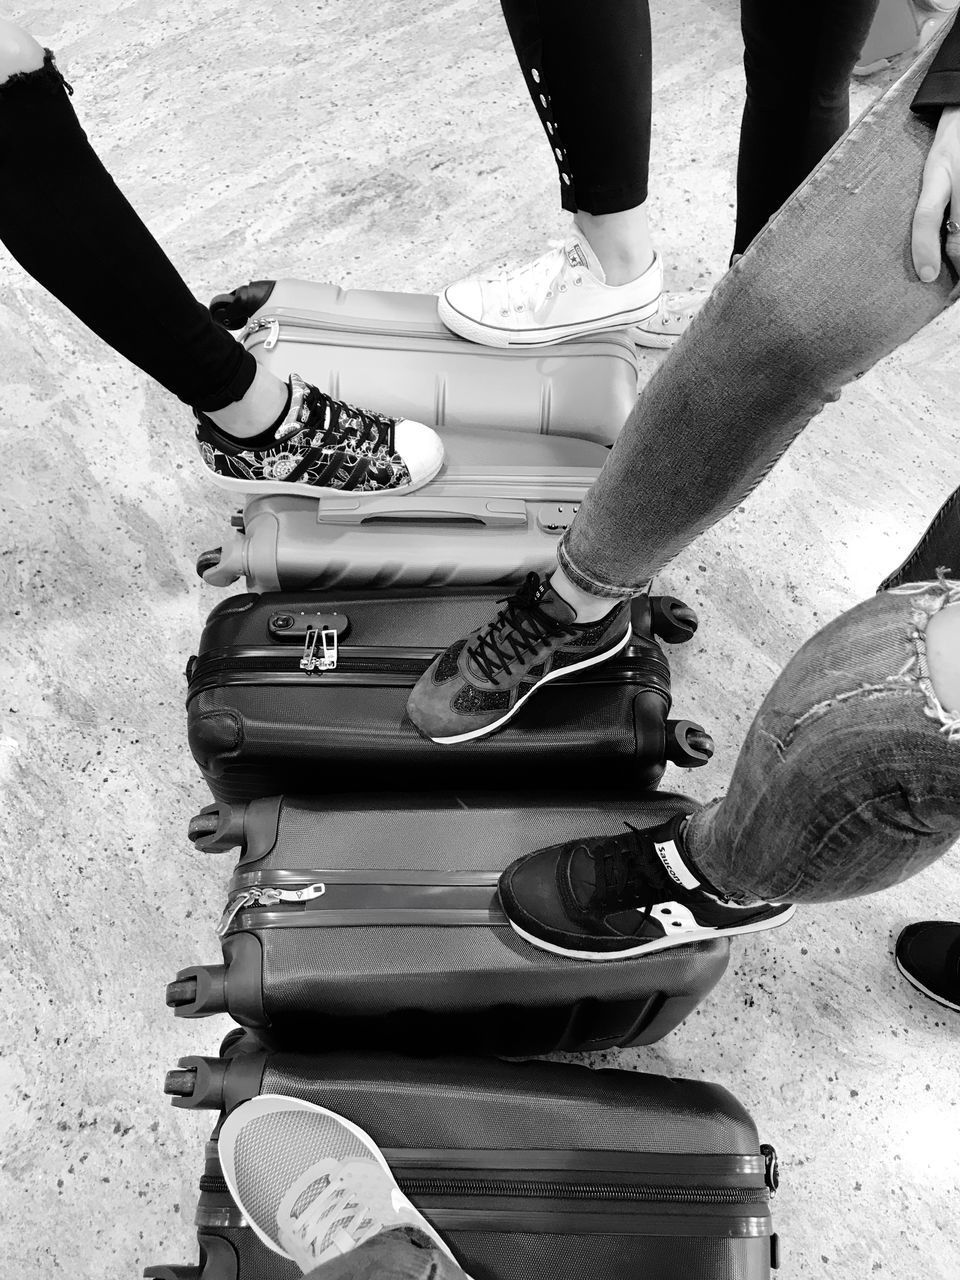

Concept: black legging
[[0, 51, 256, 412], [499, 0, 880, 251]]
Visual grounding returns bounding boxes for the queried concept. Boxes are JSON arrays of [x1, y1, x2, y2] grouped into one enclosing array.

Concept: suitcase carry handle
[[314, 495, 529, 528]]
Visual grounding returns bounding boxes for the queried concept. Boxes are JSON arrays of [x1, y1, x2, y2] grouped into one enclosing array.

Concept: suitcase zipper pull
[[300, 626, 339, 673], [217, 883, 327, 937], [241, 317, 281, 350]]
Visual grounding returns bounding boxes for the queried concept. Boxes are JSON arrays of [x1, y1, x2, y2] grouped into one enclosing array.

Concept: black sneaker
[[405, 572, 632, 743], [195, 372, 444, 497], [895, 921, 960, 1011], [498, 813, 795, 960]]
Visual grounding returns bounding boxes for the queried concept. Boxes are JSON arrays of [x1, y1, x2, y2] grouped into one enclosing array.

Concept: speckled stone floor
[[1, 1, 958, 1277]]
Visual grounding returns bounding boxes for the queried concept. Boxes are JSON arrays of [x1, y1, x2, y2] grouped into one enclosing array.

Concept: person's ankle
[[205, 366, 290, 440], [549, 565, 626, 623], [574, 209, 656, 286]]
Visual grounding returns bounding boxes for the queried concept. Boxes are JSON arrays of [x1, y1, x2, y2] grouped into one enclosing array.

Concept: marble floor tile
[[1, 1, 958, 1276]]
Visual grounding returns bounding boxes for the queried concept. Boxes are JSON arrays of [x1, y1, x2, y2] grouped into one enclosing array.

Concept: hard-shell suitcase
[[166, 790, 729, 1054], [197, 426, 607, 592], [853, 0, 956, 76], [149, 1032, 781, 1280], [185, 589, 714, 803], [209, 279, 639, 445]]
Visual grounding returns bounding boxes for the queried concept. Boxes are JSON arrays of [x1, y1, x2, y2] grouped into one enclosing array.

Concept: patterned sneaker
[[438, 234, 662, 347], [195, 372, 444, 497], [498, 813, 796, 961], [895, 921, 960, 1011], [406, 571, 632, 743], [218, 1094, 459, 1270]]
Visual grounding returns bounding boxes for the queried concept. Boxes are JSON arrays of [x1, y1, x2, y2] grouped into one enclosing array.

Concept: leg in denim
[[559, 26, 960, 601], [685, 581, 960, 904], [300, 1226, 470, 1280]]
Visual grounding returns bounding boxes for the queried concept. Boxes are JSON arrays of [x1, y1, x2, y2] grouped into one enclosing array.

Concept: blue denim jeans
[[301, 1227, 467, 1280], [685, 580, 960, 904], [558, 25, 960, 599]]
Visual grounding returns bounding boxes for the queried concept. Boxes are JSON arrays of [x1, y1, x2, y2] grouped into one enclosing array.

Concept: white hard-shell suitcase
[[198, 425, 605, 590], [210, 278, 638, 446]]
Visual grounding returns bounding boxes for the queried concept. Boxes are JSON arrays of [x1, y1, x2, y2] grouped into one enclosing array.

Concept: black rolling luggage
[[166, 790, 729, 1054], [148, 1032, 781, 1280], [185, 588, 713, 803]]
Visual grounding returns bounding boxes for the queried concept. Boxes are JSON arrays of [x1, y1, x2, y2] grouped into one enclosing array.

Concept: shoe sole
[[630, 325, 683, 351], [218, 1094, 457, 1264], [438, 291, 661, 348], [204, 445, 445, 500], [425, 622, 633, 744], [895, 954, 960, 1011], [507, 902, 797, 961]]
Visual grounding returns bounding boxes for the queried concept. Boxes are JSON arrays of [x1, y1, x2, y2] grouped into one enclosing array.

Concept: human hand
[[912, 105, 960, 282]]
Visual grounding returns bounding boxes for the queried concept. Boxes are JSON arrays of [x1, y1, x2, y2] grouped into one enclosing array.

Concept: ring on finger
[[946, 218, 960, 235]]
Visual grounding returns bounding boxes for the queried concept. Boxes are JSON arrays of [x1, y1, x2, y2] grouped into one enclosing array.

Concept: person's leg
[[498, 0, 654, 280], [687, 581, 960, 905], [301, 1227, 468, 1280], [496, 580, 960, 961], [733, 0, 880, 256], [0, 23, 445, 495], [557, 23, 959, 603]]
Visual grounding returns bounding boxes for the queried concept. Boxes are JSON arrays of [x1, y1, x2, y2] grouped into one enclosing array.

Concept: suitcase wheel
[[208, 280, 276, 329], [650, 595, 698, 644], [163, 1068, 199, 1100], [166, 966, 227, 1017], [665, 719, 714, 768], [196, 547, 223, 579]]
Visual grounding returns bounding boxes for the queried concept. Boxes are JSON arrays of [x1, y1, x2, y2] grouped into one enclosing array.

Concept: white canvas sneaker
[[630, 293, 703, 349], [438, 235, 663, 347]]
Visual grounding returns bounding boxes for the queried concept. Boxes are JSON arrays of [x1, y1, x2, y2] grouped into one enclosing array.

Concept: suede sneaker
[[406, 572, 632, 744], [218, 1094, 460, 1270], [196, 372, 444, 497], [438, 234, 662, 347], [498, 813, 796, 961], [895, 921, 960, 1011]]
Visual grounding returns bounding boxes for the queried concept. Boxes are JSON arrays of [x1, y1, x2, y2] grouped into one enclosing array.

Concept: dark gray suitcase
[[148, 1032, 781, 1280], [166, 790, 729, 1054]]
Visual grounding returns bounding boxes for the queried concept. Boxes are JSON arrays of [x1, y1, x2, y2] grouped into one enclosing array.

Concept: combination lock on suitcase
[[166, 790, 730, 1054], [148, 1033, 781, 1280]]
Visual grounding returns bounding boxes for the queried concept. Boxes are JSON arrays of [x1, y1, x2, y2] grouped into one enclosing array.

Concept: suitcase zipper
[[242, 314, 635, 352], [199, 1171, 766, 1205], [217, 882, 327, 937], [187, 643, 670, 696]]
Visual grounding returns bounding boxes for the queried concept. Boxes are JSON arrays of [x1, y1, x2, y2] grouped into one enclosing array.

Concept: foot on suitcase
[[195, 371, 445, 497], [218, 1094, 461, 1271], [498, 813, 795, 961], [895, 921, 960, 1011], [406, 571, 632, 744], [438, 234, 663, 347]]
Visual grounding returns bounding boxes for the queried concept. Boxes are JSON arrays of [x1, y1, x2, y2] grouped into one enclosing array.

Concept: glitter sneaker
[[498, 813, 796, 961], [406, 571, 632, 744], [218, 1094, 460, 1270], [195, 372, 444, 497], [438, 234, 663, 347]]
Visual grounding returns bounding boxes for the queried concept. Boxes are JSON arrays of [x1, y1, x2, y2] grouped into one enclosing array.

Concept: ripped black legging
[[0, 51, 256, 411], [499, 0, 879, 251]]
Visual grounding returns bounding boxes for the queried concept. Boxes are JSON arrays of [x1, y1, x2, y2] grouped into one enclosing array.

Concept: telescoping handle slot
[[314, 496, 528, 528]]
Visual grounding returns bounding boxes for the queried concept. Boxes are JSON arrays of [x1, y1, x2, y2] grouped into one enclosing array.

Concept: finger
[[912, 159, 952, 282]]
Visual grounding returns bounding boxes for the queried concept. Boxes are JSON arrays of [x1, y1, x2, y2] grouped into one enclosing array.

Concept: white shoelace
[[278, 1161, 385, 1264], [495, 240, 573, 314]]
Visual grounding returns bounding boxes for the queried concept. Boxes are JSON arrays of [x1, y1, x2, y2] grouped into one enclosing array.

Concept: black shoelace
[[307, 389, 397, 457], [587, 824, 663, 920], [467, 573, 579, 684]]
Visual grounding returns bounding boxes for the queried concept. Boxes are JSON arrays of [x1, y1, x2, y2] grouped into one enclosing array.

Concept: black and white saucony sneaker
[[498, 813, 795, 961], [196, 372, 444, 497]]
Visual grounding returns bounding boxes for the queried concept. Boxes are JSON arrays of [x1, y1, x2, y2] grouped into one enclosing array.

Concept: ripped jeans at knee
[[685, 578, 960, 905]]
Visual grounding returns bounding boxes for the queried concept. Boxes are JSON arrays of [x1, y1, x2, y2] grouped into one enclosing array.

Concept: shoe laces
[[282, 1168, 382, 1262], [587, 824, 661, 919], [496, 241, 573, 315], [467, 571, 578, 684], [293, 386, 398, 459]]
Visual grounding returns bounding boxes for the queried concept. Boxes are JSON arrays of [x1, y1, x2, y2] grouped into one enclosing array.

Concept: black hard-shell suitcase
[[149, 1032, 781, 1280], [166, 790, 729, 1054], [186, 589, 713, 804]]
